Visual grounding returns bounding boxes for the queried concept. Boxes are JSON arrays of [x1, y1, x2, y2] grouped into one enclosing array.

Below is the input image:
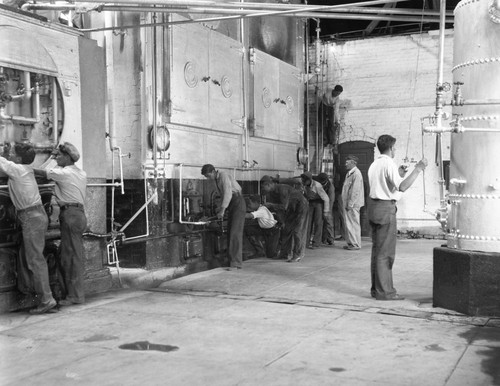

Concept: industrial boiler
[[0, 2, 306, 312]]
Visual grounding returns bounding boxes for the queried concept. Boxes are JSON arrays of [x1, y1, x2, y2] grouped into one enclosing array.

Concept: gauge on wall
[[296, 147, 308, 166], [148, 125, 171, 152]]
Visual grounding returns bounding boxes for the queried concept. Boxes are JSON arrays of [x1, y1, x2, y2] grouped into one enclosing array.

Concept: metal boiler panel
[[449, 0, 500, 252], [253, 48, 302, 143], [170, 21, 243, 134]]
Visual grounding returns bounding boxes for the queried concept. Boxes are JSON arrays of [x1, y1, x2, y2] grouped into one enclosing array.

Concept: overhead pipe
[[74, 0, 445, 33], [22, 2, 453, 18], [28, 0, 406, 7], [80, 12, 449, 33]]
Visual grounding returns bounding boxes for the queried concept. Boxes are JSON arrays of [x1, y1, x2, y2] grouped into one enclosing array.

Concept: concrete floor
[[1, 239, 500, 385]]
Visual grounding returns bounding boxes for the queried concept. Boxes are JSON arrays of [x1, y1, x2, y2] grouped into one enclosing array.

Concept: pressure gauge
[[297, 147, 308, 166], [149, 125, 171, 152]]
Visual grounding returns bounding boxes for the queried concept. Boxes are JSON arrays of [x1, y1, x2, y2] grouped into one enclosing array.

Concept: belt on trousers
[[16, 204, 44, 214], [60, 203, 84, 211], [371, 198, 396, 204]]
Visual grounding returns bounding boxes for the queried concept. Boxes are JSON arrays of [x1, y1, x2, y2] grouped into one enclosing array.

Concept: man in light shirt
[[342, 155, 364, 250], [321, 85, 343, 146], [244, 195, 280, 259], [0, 142, 56, 314], [202, 164, 246, 270], [34, 142, 87, 306], [368, 135, 428, 301]]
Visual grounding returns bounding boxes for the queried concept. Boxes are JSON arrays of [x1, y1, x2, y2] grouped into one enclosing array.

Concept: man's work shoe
[[29, 298, 57, 314], [59, 298, 84, 307]]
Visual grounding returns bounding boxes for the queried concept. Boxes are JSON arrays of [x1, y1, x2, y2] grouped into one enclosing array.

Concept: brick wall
[[308, 31, 455, 233]]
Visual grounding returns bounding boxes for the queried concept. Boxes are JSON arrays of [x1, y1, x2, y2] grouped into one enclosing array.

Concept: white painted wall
[[310, 31, 455, 232]]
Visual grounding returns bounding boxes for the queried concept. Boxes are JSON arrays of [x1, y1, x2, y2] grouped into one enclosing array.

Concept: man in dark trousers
[[0, 142, 56, 314], [261, 176, 308, 262], [314, 173, 335, 245], [301, 171, 330, 249], [368, 135, 427, 301], [34, 142, 87, 306], [202, 164, 246, 270]]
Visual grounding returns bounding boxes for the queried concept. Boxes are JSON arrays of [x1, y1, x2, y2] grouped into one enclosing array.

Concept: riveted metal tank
[[448, 0, 500, 253]]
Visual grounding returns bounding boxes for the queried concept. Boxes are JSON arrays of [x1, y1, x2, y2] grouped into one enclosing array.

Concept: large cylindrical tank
[[449, 0, 500, 252]]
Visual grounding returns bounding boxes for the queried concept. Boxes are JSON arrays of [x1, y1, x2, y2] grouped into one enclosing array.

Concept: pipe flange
[[455, 0, 481, 12], [489, 0, 500, 23], [452, 57, 500, 72], [456, 234, 500, 241], [449, 193, 500, 199], [459, 115, 500, 122]]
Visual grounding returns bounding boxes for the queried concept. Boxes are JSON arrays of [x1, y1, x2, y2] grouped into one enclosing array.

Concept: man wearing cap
[[341, 155, 365, 250], [313, 173, 335, 245], [202, 164, 246, 270], [0, 142, 57, 314], [368, 135, 428, 301], [301, 171, 330, 249], [34, 142, 87, 306], [261, 175, 308, 262]]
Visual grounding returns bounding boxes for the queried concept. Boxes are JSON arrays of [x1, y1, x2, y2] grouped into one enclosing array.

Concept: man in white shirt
[[0, 142, 56, 314], [244, 195, 280, 259], [368, 135, 427, 301], [34, 142, 87, 306], [342, 155, 364, 250]]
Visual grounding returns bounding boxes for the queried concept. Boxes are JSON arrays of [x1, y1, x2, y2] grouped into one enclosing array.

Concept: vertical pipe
[[304, 17, 310, 164], [178, 163, 183, 222], [435, 0, 447, 207], [52, 77, 58, 144], [315, 20, 321, 172], [240, 0, 249, 166], [105, 12, 116, 151], [152, 11, 158, 175]]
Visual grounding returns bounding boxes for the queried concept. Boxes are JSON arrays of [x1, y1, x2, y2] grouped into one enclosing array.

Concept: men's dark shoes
[[343, 245, 360, 250], [59, 298, 84, 307], [29, 298, 57, 314]]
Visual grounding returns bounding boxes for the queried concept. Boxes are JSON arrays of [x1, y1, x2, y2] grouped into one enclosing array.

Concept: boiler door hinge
[[231, 117, 246, 130]]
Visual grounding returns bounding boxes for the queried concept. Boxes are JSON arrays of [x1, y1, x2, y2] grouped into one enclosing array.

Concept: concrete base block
[[433, 247, 500, 316]]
